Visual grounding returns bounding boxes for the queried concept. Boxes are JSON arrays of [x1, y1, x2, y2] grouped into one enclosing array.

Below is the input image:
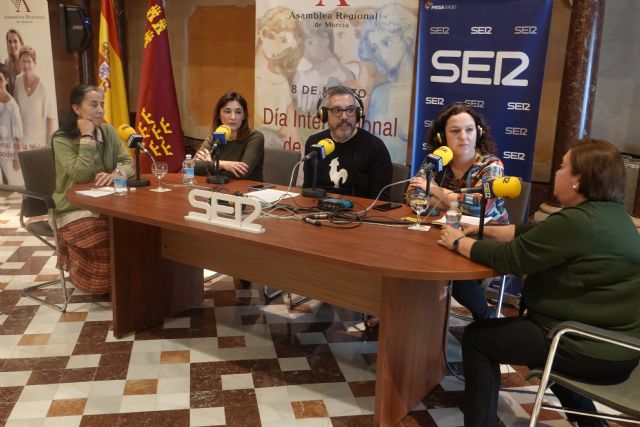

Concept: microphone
[[454, 177, 522, 199], [419, 146, 453, 175], [302, 138, 336, 198], [117, 124, 149, 154], [206, 125, 233, 185], [117, 124, 151, 187], [207, 125, 232, 153], [303, 138, 335, 161]]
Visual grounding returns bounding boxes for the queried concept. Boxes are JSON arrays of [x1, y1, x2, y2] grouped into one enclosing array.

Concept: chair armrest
[[549, 321, 640, 354], [0, 183, 55, 210]]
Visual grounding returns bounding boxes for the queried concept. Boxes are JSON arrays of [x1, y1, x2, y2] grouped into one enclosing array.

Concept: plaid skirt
[[56, 217, 111, 294]]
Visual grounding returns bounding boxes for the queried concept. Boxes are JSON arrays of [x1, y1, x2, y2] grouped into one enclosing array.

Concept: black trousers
[[462, 316, 638, 427]]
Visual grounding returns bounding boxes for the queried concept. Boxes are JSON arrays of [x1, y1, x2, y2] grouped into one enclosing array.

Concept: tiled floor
[[0, 190, 621, 426]]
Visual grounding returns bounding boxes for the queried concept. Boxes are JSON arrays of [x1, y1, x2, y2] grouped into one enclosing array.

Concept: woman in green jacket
[[52, 84, 134, 293], [439, 139, 640, 427]]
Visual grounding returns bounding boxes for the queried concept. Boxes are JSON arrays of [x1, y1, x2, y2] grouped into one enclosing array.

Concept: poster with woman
[[0, 0, 58, 185], [255, 0, 418, 163]]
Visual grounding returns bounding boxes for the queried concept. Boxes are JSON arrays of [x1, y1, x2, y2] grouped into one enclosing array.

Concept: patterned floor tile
[[1, 191, 621, 426]]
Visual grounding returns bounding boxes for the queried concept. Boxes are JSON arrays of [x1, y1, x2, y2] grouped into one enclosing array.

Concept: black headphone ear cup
[[316, 91, 328, 123], [436, 132, 444, 145], [353, 91, 364, 121], [319, 106, 328, 123], [477, 125, 484, 139]]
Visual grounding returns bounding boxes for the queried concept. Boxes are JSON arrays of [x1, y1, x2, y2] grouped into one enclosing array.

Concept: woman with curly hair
[[408, 103, 509, 320]]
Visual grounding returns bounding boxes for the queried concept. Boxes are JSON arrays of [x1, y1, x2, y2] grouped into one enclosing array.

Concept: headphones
[[435, 124, 484, 145], [316, 86, 365, 124]]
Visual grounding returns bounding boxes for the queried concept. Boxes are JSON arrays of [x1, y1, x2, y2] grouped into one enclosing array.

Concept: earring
[[572, 184, 578, 190]]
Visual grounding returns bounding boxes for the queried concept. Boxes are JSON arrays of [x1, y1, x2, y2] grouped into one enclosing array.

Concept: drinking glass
[[150, 161, 170, 192], [408, 193, 430, 231]]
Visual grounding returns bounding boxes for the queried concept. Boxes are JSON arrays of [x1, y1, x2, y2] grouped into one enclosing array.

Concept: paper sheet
[[246, 189, 299, 204], [433, 214, 493, 226], [75, 187, 114, 197]]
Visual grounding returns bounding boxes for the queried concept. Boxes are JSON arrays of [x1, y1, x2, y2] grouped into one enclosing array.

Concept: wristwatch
[[452, 236, 464, 253]]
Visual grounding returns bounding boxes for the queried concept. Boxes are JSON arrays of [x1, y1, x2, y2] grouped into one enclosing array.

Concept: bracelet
[[452, 236, 465, 253]]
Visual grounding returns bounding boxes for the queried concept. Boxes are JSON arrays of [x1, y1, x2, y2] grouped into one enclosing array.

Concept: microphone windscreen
[[433, 146, 453, 166], [214, 125, 232, 140], [492, 177, 522, 198], [317, 138, 335, 156], [117, 124, 136, 142]]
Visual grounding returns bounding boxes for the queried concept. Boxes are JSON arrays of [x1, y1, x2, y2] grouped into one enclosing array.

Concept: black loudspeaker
[[60, 4, 93, 53]]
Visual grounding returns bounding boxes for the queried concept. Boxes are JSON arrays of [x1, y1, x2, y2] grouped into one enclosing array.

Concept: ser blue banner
[[411, 0, 552, 181]]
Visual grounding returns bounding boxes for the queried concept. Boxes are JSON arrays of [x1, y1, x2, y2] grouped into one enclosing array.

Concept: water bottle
[[182, 154, 195, 185], [445, 201, 462, 229], [113, 163, 127, 196]]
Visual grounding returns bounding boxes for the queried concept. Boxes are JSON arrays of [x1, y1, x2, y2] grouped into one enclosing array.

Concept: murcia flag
[[98, 0, 129, 127], [134, 0, 185, 172]]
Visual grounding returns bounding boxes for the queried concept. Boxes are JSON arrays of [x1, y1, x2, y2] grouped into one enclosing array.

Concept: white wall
[[592, 0, 640, 156]]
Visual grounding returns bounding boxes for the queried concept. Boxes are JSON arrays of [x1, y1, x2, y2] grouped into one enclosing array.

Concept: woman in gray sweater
[[194, 91, 264, 181]]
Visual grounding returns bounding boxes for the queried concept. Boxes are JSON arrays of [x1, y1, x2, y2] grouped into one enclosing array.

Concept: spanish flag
[[134, 0, 185, 173], [98, 0, 129, 127]]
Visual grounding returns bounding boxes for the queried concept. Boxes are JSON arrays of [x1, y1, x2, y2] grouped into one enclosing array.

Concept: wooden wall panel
[[186, 6, 255, 133]]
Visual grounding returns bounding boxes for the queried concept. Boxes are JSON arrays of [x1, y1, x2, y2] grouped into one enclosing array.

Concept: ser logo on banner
[[505, 127, 528, 136], [465, 99, 485, 108], [514, 26, 537, 34], [431, 50, 530, 86], [470, 26, 492, 35], [410, 0, 553, 180], [507, 102, 531, 111], [425, 97, 445, 105], [503, 151, 526, 161], [430, 26, 450, 34]]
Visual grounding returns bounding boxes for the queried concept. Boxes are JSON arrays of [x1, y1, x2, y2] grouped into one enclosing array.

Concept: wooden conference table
[[67, 174, 493, 427]]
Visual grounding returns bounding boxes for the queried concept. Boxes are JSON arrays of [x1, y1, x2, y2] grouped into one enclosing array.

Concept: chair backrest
[[18, 148, 56, 217], [389, 163, 410, 204], [504, 180, 532, 225], [263, 147, 301, 186]]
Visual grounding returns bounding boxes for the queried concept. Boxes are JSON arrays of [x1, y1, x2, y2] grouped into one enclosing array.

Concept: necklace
[[24, 77, 37, 94]]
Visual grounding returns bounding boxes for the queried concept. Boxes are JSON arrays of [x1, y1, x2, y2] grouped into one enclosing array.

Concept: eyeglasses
[[328, 107, 358, 117]]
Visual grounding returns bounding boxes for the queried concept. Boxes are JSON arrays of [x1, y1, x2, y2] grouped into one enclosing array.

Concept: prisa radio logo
[[425, 1, 457, 10], [11, 0, 32, 13], [314, 0, 350, 6]]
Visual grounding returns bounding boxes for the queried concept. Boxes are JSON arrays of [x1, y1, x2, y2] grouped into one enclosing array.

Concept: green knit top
[[471, 201, 640, 361]]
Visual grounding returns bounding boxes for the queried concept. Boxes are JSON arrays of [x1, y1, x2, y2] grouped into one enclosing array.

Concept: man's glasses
[[328, 107, 358, 117]]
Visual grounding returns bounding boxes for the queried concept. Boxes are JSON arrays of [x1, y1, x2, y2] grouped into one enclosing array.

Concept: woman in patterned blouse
[[408, 103, 509, 320]]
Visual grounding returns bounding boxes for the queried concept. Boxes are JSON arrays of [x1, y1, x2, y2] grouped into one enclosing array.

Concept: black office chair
[[0, 148, 69, 312], [389, 163, 411, 204], [263, 147, 301, 187], [527, 321, 640, 425]]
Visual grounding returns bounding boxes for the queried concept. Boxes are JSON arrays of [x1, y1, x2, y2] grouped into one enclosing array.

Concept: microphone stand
[[425, 172, 432, 203], [206, 142, 229, 184], [302, 155, 326, 198], [478, 196, 487, 240], [127, 147, 151, 187]]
